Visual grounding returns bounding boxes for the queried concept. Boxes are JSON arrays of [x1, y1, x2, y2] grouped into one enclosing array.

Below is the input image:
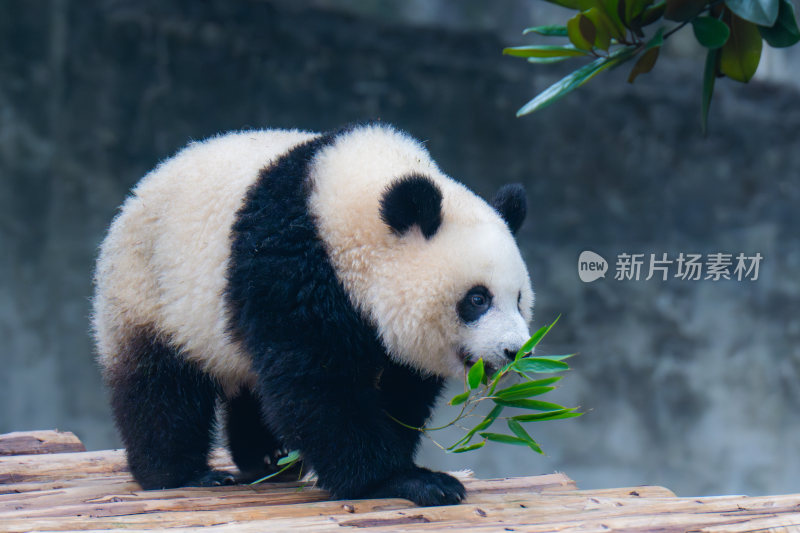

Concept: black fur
[[223, 388, 299, 482], [491, 183, 527, 235], [225, 134, 462, 505], [456, 285, 492, 324], [379, 175, 443, 239], [107, 327, 234, 489]]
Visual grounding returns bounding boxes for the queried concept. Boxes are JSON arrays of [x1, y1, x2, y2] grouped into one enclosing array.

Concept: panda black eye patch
[[457, 285, 492, 323]]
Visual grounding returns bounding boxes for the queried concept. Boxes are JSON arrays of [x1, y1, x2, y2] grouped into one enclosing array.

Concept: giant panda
[[92, 122, 533, 507]]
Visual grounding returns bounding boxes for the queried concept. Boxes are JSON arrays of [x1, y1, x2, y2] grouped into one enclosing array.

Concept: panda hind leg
[[223, 388, 301, 482], [107, 327, 234, 489]]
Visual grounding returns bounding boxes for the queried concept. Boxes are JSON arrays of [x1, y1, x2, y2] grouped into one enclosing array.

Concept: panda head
[[377, 175, 533, 377], [309, 124, 533, 378]]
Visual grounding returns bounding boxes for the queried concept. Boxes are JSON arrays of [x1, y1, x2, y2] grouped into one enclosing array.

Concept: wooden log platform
[[2, 431, 800, 532]]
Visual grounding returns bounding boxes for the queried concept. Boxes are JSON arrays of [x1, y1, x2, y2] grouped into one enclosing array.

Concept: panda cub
[[93, 123, 533, 507]]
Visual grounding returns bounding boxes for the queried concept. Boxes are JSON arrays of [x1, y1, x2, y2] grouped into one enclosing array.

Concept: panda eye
[[457, 285, 492, 323]]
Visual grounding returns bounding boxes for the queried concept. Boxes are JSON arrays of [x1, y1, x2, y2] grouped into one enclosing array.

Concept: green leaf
[[701, 47, 719, 134], [507, 419, 544, 453], [720, 13, 763, 82], [627, 46, 660, 82], [725, 0, 780, 27], [517, 46, 638, 116], [624, 0, 654, 25], [527, 56, 574, 64], [512, 408, 582, 422], [450, 391, 471, 406], [451, 441, 486, 453], [598, 0, 628, 39], [495, 384, 556, 401], [493, 398, 568, 411], [532, 354, 575, 361], [759, 0, 800, 47], [692, 16, 731, 48], [515, 316, 561, 360], [503, 45, 589, 58], [508, 376, 563, 389], [514, 357, 570, 373], [277, 450, 300, 466], [450, 404, 504, 449], [640, 1, 667, 26], [541, 0, 583, 8], [523, 25, 569, 36], [644, 26, 665, 49], [664, 0, 706, 21], [479, 432, 530, 446], [567, 13, 596, 50], [584, 7, 614, 49], [467, 358, 485, 389]]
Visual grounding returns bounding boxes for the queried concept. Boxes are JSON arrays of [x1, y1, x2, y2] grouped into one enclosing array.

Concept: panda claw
[[189, 469, 237, 487], [366, 467, 466, 507]]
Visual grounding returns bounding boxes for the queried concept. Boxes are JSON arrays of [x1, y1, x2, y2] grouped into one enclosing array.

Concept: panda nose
[[503, 348, 517, 361]]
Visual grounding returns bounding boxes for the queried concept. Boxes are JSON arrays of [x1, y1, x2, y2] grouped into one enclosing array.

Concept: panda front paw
[[186, 469, 237, 487], [368, 467, 466, 506]]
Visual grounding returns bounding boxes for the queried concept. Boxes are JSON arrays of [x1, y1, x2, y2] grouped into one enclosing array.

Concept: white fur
[[93, 130, 317, 393], [308, 124, 533, 377], [93, 124, 534, 392]]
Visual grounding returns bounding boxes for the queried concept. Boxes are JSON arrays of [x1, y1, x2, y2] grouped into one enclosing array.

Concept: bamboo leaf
[[533, 354, 576, 361], [725, 0, 780, 27], [495, 384, 556, 401], [515, 316, 561, 360], [277, 450, 300, 466], [507, 419, 544, 453], [449, 404, 504, 449], [514, 357, 570, 373], [493, 398, 568, 411], [467, 359, 485, 389], [479, 432, 530, 446], [513, 409, 584, 422], [450, 391, 471, 406], [451, 441, 486, 453]]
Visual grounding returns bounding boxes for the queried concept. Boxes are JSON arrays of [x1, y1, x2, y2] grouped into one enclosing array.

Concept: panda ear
[[380, 175, 443, 239], [492, 183, 527, 235]]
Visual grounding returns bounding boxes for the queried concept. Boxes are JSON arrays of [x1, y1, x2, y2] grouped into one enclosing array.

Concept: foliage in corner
[[504, 0, 800, 132]]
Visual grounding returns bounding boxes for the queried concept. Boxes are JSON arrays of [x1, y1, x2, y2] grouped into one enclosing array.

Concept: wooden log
[[0, 431, 86, 456], [0, 485, 675, 532]]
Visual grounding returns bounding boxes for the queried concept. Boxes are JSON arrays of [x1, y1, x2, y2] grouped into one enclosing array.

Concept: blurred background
[[2, 0, 800, 498]]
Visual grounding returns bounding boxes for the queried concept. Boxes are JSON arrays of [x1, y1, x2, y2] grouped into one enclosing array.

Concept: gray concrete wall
[[2, 0, 799, 497]]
